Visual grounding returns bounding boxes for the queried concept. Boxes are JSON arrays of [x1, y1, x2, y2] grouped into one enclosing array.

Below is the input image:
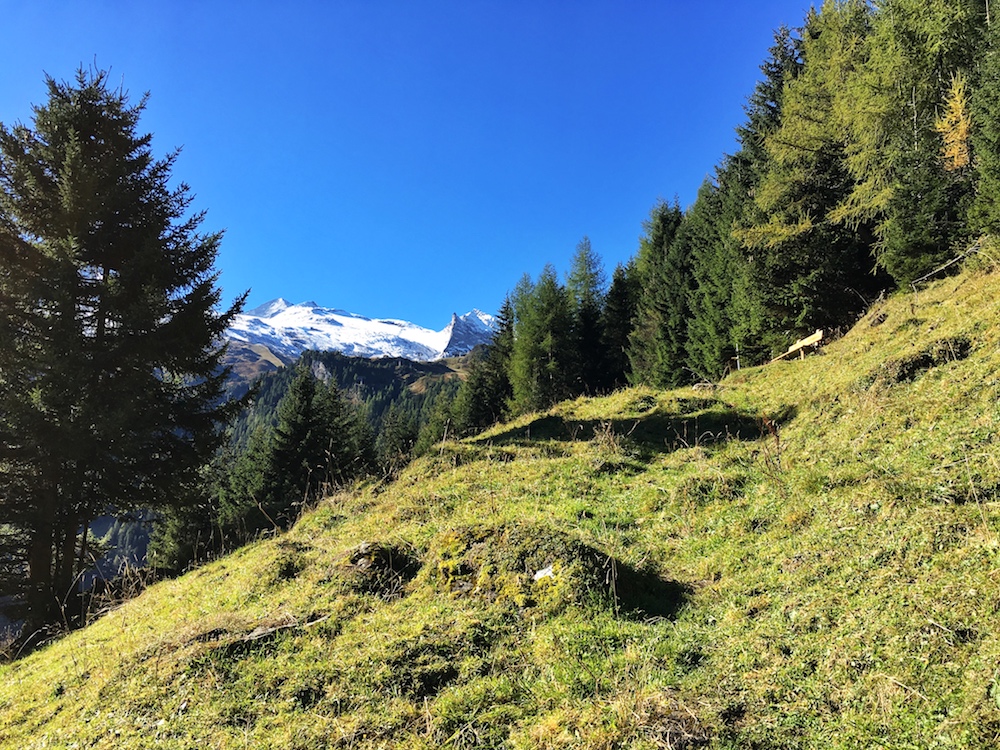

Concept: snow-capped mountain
[[226, 298, 496, 362], [439, 310, 498, 358]]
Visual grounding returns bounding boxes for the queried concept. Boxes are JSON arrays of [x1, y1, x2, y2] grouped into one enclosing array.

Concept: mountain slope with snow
[[227, 299, 495, 362]]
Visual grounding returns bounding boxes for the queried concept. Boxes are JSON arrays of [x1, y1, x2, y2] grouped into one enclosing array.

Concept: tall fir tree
[[565, 237, 608, 395], [483, 295, 515, 419], [220, 365, 318, 538], [215, 365, 373, 545], [0, 70, 244, 630], [628, 200, 688, 387], [684, 177, 740, 381], [310, 376, 369, 486], [509, 266, 574, 413], [147, 459, 228, 572], [600, 261, 639, 390], [450, 351, 493, 437], [413, 390, 455, 455], [376, 402, 419, 476]]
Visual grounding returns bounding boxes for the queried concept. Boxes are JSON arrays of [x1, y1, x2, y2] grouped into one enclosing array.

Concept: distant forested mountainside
[[228, 349, 463, 450], [145, 349, 468, 571]]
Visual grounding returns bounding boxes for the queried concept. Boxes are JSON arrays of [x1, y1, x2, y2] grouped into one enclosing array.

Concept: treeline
[[226, 351, 460, 453], [150, 365, 372, 569], [442, 238, 631, 435], [154, 251, 635, 568], [450, 0, 1000, 426]]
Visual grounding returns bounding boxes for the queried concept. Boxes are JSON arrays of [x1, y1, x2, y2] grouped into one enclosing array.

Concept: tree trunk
[[54, 515, 79, 624], [25, 518, 54, 632]]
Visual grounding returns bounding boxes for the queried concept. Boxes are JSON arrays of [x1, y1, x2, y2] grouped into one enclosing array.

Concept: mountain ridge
[[227, 299, 495, 364]]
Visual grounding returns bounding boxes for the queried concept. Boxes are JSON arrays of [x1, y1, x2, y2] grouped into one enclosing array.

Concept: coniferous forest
[[452, 0, 1000, 433], [3, 0, 1000, 643]]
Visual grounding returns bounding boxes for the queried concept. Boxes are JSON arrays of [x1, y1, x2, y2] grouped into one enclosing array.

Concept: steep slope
[[222, 341, 294, 397], [4, 268, 1000, 748]]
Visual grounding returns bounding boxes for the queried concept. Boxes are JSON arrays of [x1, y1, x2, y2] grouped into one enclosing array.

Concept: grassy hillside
[[4, 268, 1000, 748]]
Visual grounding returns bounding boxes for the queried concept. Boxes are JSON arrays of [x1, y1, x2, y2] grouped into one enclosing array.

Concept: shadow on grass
[[613, 560, 691, 621], [475, 398, 796, 456]]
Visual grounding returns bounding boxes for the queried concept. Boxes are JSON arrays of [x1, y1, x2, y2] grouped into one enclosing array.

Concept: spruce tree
[[216, 425, 273, 544], [451, 349, 503, 437], [310, 376, 368, 487], [147, 460, 227, 572], [566, 237, 608, 395], [509, 266, 574, 413], [0, 70, 244, 629], [413, 390, 455, 455], [628, 200, 687, 387], [684, 177, 738, 381], [215, 366, 373, 545], [450, 352, 491, 437], [376, 402, 419, 475], [600, 262, 639, 390], [486, 295, 515, 414], [266, 365, 322, 519]]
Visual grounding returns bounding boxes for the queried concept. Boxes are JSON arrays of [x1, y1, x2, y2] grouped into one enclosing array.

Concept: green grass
[[5, 267, 1000, 747]]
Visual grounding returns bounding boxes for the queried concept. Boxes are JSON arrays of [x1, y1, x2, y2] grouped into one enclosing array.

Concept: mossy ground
[[5, 268, 1000, 748]]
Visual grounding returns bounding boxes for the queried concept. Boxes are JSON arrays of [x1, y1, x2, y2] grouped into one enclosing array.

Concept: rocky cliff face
[[440, 310, 496, 358]]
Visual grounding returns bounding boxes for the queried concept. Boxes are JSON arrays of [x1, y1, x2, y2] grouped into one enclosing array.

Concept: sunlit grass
[[4, 267, 1000, 747]]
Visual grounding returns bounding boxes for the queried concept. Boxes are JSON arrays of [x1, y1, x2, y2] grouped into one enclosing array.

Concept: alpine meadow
[[5, 1, 1000, 748]]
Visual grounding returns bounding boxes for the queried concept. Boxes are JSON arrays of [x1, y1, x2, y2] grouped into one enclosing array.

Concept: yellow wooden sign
[[770, 329, 824, 363]]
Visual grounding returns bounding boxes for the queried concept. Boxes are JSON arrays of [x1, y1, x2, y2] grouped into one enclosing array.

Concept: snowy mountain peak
[[245, 298, 293, 317], [227, 300, 495, 363], [465, 309, 495, 327], [440, 309, 497, 358]]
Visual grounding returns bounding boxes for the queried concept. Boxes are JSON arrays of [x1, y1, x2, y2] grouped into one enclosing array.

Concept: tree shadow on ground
[[474, 398, 797, 457], [612, 560, 691, 620]]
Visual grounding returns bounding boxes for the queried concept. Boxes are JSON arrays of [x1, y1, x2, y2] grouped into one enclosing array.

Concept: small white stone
[[533, 565, 554, 581]]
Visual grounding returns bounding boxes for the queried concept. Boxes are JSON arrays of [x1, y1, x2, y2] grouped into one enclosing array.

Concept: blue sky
[[2, 1, 812, 329]]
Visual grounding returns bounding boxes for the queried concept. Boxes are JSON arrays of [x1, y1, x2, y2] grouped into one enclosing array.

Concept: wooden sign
[[770, 329, 824, 363]]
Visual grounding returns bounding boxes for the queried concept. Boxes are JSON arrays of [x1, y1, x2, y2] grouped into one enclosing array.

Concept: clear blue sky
[[2, 1, 812, 329]]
